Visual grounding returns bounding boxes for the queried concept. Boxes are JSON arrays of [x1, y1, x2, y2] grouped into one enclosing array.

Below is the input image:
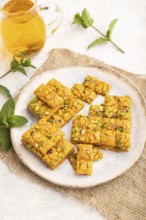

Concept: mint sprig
[[72, 9, 124, 53], [0, 86, 28, 151], [0, 52, 36, 79]]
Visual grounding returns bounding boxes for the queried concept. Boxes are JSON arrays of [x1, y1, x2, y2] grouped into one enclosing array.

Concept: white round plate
[[11, 67, 146, 188]]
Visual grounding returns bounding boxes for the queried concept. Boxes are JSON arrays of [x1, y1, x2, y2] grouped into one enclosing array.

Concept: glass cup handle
[[38, 2, 63, 37]]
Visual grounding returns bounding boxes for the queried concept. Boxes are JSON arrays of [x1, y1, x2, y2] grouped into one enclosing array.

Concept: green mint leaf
[[22, 58, 36, 69], [106, 18, 118, 39], [17, 67, 27, 76], [8, 115, 28, 127], [0, 112, 9, 128], [11, 57, 20, 71], [82, 8, 93, 28], [0, 127, 11, 151], [88, 37, 108, 49], [72, 13, 83, 25], [0, 85, 12, 98], [1, 98, 15, 116], [72, 8, 93, 29]]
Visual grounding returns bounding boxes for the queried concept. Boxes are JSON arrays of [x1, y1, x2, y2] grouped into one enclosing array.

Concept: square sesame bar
[[88, 105, 104, 117], [43, 138, 74, 170], [34, 84, 64, 110], [28, 97, 57, 119], [47, 79, 72, 102], [71, 83, 96, 104], [76, 144, 93, 175]]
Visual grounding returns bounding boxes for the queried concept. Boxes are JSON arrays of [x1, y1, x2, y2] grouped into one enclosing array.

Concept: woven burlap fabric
[[0, 49, 146, 220]]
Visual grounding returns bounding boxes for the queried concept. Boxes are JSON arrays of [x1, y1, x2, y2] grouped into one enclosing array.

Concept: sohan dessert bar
[[101, 117, 117, 130], [69, 147, 103, 170], [22, 117, 64, 156], [71, 83, 96, 104], [71, 115, 102, 145], [71, 115, 88, 143], [116, 118, 132, 133], [34, 84, 64, 110], [28, 97, 57, 119], [50, 96, 84, 127], [116, 96, 132, 120], [43, 138, 74, 170], [22, 128, 55, 157], [47, 79, 72, 102], [100, 129, 116, 150], [115, 131, 131, 151], [103, 95, 118, 118], [83, 75, 111, 96], [88, 105, 104, 117], [76, 144, 93, 175]]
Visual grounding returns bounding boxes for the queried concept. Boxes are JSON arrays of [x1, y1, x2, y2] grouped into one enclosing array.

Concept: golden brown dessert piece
[[22, 128, 53, 157], [83, 75, 111, 96], [71, 115, 101, 145], [34, 84, 64, 110], [95, 81, 111, 96], [43, 138, 74, 170], [116, 119, 132, 133], [100, 129, 116, 149], [76, 144, 93, 175], [88, 105, 104, 117], [104, 95, 118, 118], [28, 97, 57, 118], [85, 129, 101, 145], [116, 96, 132, 120], [51, 96, 84, 127], [71, 115, 88, 144], [117, 96, 132, 108], [87, 116, 103, 130], [71, 83, 97, 104], [69, 147, 103, 170], [92, 146, 103, 161], [115, 131, 131, 151], [102, 118, 117, 130], [117, 107, 132, 120], [47, 79, 72, 102], [71, 126, 87, 144], [22, 118, 64, 156], [83, 75, 100, 91], [35, 117, 64, 139], [72, 115, 88, 128], [69, 153, 77, 170]]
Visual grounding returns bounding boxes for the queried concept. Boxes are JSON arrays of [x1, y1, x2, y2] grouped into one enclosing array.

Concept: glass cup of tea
[[0, 0, 63, 56]]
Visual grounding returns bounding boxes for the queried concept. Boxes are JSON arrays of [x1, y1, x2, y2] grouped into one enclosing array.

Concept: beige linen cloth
[[0, 49, 146, 220]]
